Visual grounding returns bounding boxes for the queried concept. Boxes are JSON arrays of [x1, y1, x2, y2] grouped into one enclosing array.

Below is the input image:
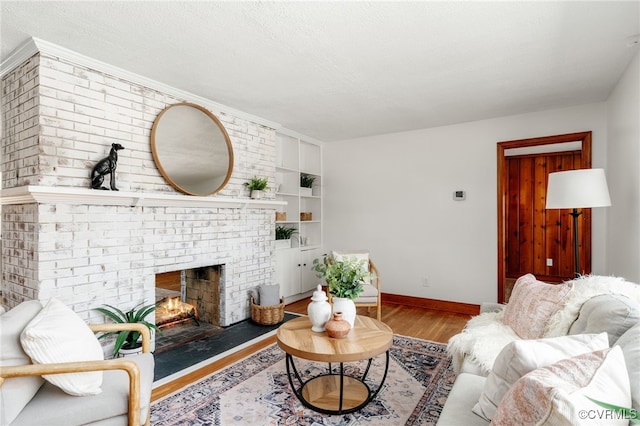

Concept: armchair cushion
[[0, 301, 44, 425], [20, 298, 104, 396], [10, 353, 154, 426], [331, 250, 372, 285]]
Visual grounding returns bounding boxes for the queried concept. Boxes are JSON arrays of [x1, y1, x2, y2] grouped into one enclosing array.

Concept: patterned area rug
[[151, 335, 455, 425]]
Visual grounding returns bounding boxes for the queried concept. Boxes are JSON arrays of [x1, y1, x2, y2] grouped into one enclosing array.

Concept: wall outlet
[[546, 258, 553, 267], [422, 276, 429, 287]]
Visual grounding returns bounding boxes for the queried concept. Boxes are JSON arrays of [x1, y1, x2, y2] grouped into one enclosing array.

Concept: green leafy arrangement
[[94, 303, 161, 357], [300, 173, 316, 188], [244, 176, 269, 191], [312, 254, 371, 299], [275, 225, 298, 240]]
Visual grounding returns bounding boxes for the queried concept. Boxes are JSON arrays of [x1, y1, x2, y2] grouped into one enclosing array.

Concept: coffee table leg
[[368, 350, 390, 401], [283, 351, 391, 414], [284, 353, 305, 400]]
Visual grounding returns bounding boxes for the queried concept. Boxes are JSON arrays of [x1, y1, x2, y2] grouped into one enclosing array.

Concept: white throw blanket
[[447, 275, 640, 375]]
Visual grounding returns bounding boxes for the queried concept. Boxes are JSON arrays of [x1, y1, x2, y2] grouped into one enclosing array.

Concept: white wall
[[606, 51, 640, 283], [323, 103, 608, 305]]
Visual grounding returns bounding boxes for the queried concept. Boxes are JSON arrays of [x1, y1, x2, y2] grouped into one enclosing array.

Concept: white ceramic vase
[[307, 285, 331, 332], [332, 297, 356, 328]]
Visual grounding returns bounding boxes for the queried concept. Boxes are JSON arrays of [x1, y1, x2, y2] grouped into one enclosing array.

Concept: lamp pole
[[569, 208, 582, 277]]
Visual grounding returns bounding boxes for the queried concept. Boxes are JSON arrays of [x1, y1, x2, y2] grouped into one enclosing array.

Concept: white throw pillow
[[20, 298, 104, 396], [473, 332, 609, 421], [491, 346, 631, 426]]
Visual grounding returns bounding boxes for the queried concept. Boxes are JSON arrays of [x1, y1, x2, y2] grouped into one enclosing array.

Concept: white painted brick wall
[[1, 53, 277, 325]]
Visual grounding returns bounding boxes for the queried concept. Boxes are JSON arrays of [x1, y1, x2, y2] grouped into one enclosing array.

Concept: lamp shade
[[546, 168, 611, 209]]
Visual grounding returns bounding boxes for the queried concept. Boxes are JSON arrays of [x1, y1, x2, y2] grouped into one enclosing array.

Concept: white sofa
[[0, 299, 154, 426], [438, 274, 640, 425]]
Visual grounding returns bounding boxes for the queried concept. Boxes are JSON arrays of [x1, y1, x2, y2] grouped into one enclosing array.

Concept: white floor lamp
[[545, 168, 611, 277]]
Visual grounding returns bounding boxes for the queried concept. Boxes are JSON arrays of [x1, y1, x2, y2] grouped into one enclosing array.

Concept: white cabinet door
[[274, 248, 299, 298], [300, 248, 322, 293]]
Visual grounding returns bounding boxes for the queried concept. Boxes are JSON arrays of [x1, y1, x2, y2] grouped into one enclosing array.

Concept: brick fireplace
[[1, 39, 285, 327]]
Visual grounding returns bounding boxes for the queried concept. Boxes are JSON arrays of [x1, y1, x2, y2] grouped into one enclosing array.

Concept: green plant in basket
[[94, 303, 161, 357], [275, 225, 298, 240], [312, 254, 371, 299], [300, 173, 316, 188], [244, 176, 270, 191]]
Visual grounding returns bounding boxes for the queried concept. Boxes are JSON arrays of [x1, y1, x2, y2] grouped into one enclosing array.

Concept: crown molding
[[1, 37, 283, 131], [0, 186, 287, 210]]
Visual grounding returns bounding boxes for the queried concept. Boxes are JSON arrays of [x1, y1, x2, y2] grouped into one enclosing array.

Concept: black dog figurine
[[90, 143, 125, 190]]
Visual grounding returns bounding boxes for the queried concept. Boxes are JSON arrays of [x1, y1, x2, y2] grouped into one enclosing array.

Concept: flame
[[156, 297, 197, 325]]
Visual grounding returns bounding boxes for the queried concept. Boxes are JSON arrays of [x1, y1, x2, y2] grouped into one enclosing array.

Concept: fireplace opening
[[154, 265, 224, 353]]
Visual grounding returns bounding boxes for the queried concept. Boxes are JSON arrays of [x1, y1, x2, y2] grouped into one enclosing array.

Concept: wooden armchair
[[0, 319, 153, 426]]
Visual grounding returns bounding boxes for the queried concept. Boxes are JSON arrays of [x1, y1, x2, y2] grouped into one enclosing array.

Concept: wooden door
[[497, 132, 592, 303], [505, 152, 586, 279]]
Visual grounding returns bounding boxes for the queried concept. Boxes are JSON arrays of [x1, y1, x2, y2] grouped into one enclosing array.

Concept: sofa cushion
[[10, 353, 154, 426], [545, 275, 640, 338], [0, 301, 45, 425], [569, 294, 640, 345], [472, 332, 609, 421], [616, 321, 640, 413], [492, 347, 631, 426], [20, 298, 104, 396], [436, 373, 489, 426], [503, 274, 573, 339]]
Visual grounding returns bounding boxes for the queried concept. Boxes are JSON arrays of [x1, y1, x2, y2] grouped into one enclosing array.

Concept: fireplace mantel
[[0, 186, 287, 209]]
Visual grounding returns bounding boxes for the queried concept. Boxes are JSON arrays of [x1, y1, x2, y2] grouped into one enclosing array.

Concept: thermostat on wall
[[453, 190, 466, 201]]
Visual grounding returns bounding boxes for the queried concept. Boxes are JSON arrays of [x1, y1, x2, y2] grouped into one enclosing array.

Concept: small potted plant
[[275, 225, 298, 249], [245, 176, 270, 199], [94, 302, 161, 357], [300, 173, 316, 196], [312, 253, 371, 327]]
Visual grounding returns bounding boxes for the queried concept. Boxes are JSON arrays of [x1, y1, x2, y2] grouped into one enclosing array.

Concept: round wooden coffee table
[[276, 315, 393, 414]]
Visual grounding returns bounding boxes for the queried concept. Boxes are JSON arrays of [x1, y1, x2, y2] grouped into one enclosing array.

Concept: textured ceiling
[[1, 1, 639, 142]]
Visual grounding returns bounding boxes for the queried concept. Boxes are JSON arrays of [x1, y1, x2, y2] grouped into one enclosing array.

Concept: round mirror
[[151, 103, 234, 196]]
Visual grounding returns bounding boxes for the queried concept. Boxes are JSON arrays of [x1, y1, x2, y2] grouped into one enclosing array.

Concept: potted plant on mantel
[[311, 253, 371, 327], [300, 173, 316, 196], [245, 176, 270, 199], [95, 303, 161, 358], [275, 225, 298, 249]]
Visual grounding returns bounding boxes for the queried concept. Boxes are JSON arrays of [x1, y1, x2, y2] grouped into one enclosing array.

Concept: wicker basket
[[250, 296, 285, 325]]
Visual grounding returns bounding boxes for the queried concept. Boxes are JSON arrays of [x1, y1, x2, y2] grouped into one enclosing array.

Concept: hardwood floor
[[151, 300, 470, 401]]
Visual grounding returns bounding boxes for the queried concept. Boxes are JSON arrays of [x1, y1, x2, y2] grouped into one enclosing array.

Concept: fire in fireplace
[[155, 296, 199, 328], [154, 265, 224, 350]]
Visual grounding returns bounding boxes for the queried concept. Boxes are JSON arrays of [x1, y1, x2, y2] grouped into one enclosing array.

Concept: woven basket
[[250, 296, 285, 325]]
